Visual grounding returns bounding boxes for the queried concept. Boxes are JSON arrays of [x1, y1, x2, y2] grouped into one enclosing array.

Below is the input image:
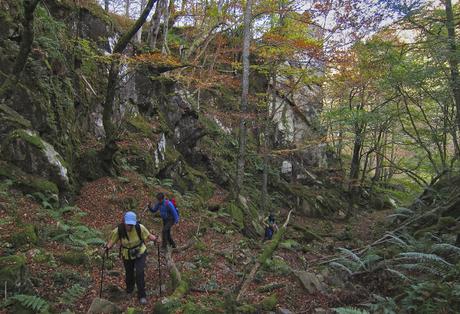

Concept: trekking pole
[[157, 242, 162, 297], [99, 248, 108, 298]]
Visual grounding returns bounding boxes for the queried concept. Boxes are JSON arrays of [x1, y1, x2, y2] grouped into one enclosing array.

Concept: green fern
[[59, 284, 85, 305], [397, 263, 448, 277], [330, 261, 353, 275], [385, 268, 411, 281], [334, 307, 370, 314], [397, 252, 453, 267], [385, 233, 409, 248], [338, 248, 365, 268], [10, 294, 49, 313], [431, 243, 460, 257]]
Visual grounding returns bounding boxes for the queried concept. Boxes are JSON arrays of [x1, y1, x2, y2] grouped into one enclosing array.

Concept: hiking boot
[[139, 297, 147, 305]]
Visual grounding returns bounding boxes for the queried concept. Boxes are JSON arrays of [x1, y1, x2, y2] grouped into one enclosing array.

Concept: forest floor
[[0, 171, 393, 313]]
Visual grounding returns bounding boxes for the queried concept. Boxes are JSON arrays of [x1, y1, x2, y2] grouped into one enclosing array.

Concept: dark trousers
[[162, 218, 176, 248], [122, 253, 147, 298]]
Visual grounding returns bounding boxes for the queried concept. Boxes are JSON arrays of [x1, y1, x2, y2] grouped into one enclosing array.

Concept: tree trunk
[[236, 0, 253, 196], [161, 0, 172, 54], [444, 0, 460, 154], [349, 128, 363, 190], [102, 0, 157, 170], [0, 0, 41, 100], [135, 0, 147, 43], [104, 0, 110, 11], [125, 0, 130, 17], [261, 71, 275, 211], [148, 0, 164, 49]]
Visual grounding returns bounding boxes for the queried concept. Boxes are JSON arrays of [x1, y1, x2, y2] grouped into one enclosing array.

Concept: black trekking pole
[[157, 242, 162, 297], [99, 248, 108, 298]]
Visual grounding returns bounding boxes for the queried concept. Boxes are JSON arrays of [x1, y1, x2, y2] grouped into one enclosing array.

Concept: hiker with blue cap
[[103, 211, 159, 305]]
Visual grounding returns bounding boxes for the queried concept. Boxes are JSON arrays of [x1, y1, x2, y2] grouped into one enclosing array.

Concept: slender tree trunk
[[135, 0, 147, 43], [262, 70, 276, 211], [161, 0, 172, 54], [372, 128, 384, 182], [105, 0, 110, 11], [102, 0, 157, 171], [148, 0, 164, 49], [444, 0, 460, 154], [125, 0, 130, 17], [349, 127, 363, 189], [235, 0, 253, 196], [0, 0, 41, 100]]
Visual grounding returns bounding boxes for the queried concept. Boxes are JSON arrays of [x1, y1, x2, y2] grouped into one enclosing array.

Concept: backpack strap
[[135, 223, 144, 245], [117, 223, 144, 248]]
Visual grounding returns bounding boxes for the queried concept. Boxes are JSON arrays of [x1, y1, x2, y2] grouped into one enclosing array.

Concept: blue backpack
[[166, 200, 179, 223]]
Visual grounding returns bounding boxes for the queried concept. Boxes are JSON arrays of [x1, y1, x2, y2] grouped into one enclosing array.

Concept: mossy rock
[[59, 250, 89, 266], [280, 239, 301, 251], [5, 129, 45, 150], [153, 298, 181, 314], [258, 293, 277, 311], [0, 254, 27, 290], [0, 104, 32, 133], [77, 149, 106, 182], [10, 224, 38, 247], [126, 308, 143, 314], [0, 161, 59, 195], [127, 115, 155, 138], [236, 304, 257, 313], [31, 249, 54, 264], [263, 257, 291, 275]]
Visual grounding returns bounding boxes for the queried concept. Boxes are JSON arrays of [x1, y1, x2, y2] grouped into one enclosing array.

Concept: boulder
[[259, 294, 278, 311], [0, 254, 27, 292], [0, 161, 59, 195], [87, 298, 122, 314], [293, 271, 324, 293], [10, 224, 38, 247], [1, 129, 71, 192]]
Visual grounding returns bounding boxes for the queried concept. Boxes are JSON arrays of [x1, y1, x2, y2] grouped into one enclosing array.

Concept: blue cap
[[124, 211, 137, 225]]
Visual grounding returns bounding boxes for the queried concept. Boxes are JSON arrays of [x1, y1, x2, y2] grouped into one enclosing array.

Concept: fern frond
[[11, 294, 49, 312], [431, 243, 460, 257], [397, 263, 448, 277], [385, 233, 409, 248], [338, 248, 365, 268], [385, 268, 411, 281], [394, 207, 414, 215], [334, 307, 370, 314], [60, 284, 85, 305], [330, 261, 353, 275], [398, 252, 453, 267], [84, 238, 105, 245]]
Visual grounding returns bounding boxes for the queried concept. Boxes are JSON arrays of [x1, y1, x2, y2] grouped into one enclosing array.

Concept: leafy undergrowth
[[0, 172, 409, 313]]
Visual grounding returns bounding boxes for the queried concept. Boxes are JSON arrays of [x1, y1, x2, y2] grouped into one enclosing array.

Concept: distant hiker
[[263, 213, 279, 240], [103, 211, 159, 305], [148, 192, 179, 249]]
